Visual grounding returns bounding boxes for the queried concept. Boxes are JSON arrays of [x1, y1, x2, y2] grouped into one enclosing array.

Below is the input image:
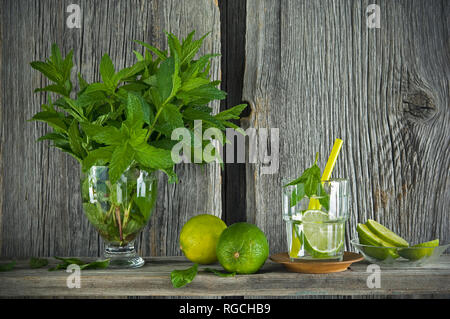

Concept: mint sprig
[[30, 31, 247, 184], [284, 153, 330, 210]]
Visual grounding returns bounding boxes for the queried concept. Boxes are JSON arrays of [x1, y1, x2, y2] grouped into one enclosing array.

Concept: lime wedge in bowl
[[302, 210, 344, 258], [356, 224, 399, 260], [366, 219, 409, 247], [398, 239, 439, 261]]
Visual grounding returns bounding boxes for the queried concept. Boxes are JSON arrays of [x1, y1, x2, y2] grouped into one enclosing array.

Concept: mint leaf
[[128, 129, 148, 148], [290, 183, 306, 207], [68, 120, 86, 159], [304, 164, 321, 197], [0, 261, 16, 272], [30, 257, 48, 269], [134, 143, 173, 169], [81, 124, 123, 145], [30, 61, 62, 83], [134, 40, 167, 60], [100, 54, 115, 86], [215, 104, 247, 121], [171, 263, 198, 288], [180, 77, 210, 91], [34, 84, 69, 97], [30, 111, 68, 133], [109, 143, 134, 183], [114, 60, 147, 84], [83, 82, 110, 95], [49, 257, 110, 271], [79, 259, 110, 270], [82, 146, 115, 171], [166, 32, 182, 57], [37, 132, 67, 143], [176, 84, 226, 105], [285, 153, 331, 209], [180, 33, 209, 66], [156, 55, 181, 104], [204, 268, 236, 277], [155, 104, 184, 137], [182, 106, 225, 130], [51, 43, 63, 67], [124, 93, 144, 130]]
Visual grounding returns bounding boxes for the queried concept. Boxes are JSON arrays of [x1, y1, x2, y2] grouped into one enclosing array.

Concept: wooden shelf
[[1, 256, 449, 297]]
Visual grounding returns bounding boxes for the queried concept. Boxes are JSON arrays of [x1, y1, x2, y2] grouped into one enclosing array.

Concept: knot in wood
[[402, 91, 436, 122]]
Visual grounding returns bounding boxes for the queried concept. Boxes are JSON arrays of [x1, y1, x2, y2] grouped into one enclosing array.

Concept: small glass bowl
[[351, 238, 450, 267]]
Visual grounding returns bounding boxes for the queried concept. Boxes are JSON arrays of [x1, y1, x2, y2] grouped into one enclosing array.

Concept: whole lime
[[216, 222, 269, 274], [180, 214, 227, 264]]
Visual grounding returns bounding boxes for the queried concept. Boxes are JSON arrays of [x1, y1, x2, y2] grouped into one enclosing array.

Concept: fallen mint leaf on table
[[204, 268, 236, 277], [0, 261, 16, 272], [170, 263, 198, 288], [79, 259, 110, 270], [48, 257, 110, 271], [30, 257, 48, 269]]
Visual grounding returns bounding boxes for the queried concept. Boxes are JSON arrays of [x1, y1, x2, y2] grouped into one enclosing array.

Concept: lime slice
[[302, 210, 344, 258], [366, 219, 409, 247], [398, 239, 439, 261], [289, 223, 302, 258], [356, 224, 399, 260]]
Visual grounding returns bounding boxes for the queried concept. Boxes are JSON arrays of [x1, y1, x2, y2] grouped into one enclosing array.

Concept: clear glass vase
[[81, 166, 158, 268]]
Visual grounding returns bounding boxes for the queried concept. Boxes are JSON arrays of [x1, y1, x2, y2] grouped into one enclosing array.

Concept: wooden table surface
[[0, 255, 449, 297]]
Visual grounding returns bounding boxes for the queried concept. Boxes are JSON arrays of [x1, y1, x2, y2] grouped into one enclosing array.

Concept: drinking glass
[[282, 179, 349, 261]]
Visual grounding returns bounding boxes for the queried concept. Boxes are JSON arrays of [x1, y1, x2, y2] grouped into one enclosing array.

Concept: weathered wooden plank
[[243, 0, 450, 255], [0, 0, 222, 258], [218, 0, 249, 225], [0, 256, 449, 296], [134, 0, 223, 258]]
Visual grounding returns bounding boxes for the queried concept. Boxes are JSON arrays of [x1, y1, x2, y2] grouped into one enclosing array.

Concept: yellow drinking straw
[[290, 138, 343, 257], [308, 138, 343, 209]]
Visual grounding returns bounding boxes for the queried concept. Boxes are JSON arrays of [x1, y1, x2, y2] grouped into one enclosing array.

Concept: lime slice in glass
[[302, 210, 344, 258], [366, 219, 409, 247], [398, 239, 439, 261], [357, 224, 399, 260]]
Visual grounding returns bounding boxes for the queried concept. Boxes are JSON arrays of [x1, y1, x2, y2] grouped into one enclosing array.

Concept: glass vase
[[81, 166, 158, 268]]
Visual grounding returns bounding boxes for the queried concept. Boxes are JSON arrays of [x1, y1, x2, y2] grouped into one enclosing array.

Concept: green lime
[[180, 214, 227, 264], [357, 224, 399, 260], [216, 222, 269, 274], [302, 210, 344, 258], [366, 219, 409, 247], [398, 239, 439, 261]]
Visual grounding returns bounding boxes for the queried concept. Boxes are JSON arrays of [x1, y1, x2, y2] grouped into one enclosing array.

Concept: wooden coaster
[[270, 251, 364, 274]]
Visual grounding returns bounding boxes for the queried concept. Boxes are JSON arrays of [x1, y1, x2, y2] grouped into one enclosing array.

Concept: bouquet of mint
[[30, 31, 246, 267]]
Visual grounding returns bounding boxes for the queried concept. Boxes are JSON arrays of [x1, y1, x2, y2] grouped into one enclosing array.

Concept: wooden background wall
[[0, 0, 222, 258], [0, 0, 448, 267], [243, 0, 449, 253]]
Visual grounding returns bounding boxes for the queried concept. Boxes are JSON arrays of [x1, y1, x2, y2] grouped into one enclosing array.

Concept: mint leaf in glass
[[284, 153, 330, 208]]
